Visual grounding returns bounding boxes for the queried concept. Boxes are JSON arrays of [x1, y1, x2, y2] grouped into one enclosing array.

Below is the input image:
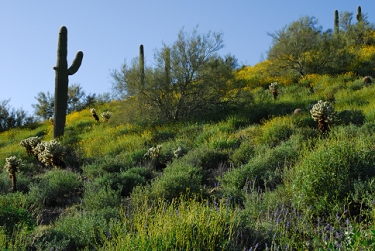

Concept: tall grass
[[101, 195, 239, 251]]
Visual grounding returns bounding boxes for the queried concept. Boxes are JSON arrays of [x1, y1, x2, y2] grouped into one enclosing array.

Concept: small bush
[[220, 138, 300, 194], [336, 109, 365, 126], [0, 200, 34, 234], [147, 161, 202, 201], [93, 170, 147, 197], [230, 140, 256, 167], [83, 183, 121, 211], [33, 208, 119, 250], [28, 169, 82, 207]]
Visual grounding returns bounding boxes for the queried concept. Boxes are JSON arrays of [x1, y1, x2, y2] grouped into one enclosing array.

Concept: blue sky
[[1, 1, 374, 115]]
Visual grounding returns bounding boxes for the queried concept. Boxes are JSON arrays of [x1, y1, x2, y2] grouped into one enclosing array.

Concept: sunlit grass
[[101, 195, 239, 251]]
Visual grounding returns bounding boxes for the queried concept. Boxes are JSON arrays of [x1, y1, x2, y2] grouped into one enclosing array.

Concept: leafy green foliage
[[0, 99, 35, 132], [112, 27, 248, 122], [28, 169, 82, 207]]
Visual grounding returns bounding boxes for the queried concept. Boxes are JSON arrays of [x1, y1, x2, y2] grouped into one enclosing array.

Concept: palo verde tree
[[53, 26, 83, 138], [112, 27, 245, 122], [267, 16, 324, 77]]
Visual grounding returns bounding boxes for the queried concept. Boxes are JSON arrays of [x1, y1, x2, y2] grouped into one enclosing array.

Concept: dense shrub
[[33, 208, 118, 250], [286, 126, 375, 213], [336, 109, 365, 126], [141, 160, 202, 201], [83, 183, 121, 211], [0, 193, 34, 234], [229, 140, 256, 167], [28, 169, 82, 207], [93, 169, 147, 197]]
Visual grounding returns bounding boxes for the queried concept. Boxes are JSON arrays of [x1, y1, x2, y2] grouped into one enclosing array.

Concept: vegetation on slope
[[1, 6, 375, 251]]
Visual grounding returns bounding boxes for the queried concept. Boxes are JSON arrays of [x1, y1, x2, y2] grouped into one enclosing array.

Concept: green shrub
[[33, 208, 118, 250], [93, 169, 147, 197], [258, 116, 295, 146], [83, 183, 121, 211], [220, 138, 300, 194], [28, 169, 82, 207], [182, 146, 229, 170], [286, 126, 375, 213], [0, 206, 34, 234], [336, 109, 365, 126], [147, 161, 202, 200], [229, 140, 256, 167]]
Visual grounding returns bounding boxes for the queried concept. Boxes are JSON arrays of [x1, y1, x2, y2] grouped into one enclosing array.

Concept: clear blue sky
[[1, 1, 374, 115]]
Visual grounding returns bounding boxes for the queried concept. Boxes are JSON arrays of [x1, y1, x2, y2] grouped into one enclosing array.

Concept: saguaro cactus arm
[[68, 51, 84, 75]]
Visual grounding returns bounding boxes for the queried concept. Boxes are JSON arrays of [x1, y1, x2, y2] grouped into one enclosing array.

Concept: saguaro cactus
[[334, 10, 339, 33], [53, 26, 83, 138], [356, 6, 362, 22], [139, 44, 145, 87]]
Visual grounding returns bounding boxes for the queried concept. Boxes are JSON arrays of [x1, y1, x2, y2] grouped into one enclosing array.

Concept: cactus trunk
[[53, 26, 83, 138], [139, 44, 145, 87], [334, 10, 339, 33], [10, 172, 17, 192], [356, 6, 362, 22], [318, 119, 329, 133]]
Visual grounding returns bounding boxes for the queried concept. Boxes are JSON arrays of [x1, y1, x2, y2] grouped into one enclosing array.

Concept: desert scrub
[[101, 195, 239, 251], [28, 169, 82, 207], [33, 208, 118, 251], [285, 126, 375, 214], [310, 100, 335, 133]]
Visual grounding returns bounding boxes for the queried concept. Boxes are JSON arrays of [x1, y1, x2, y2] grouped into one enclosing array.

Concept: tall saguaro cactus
[[356, 6, 362, 22], [139, 44, 145, 87], [53, 26, 83, 138], [334, 10, 339, 33]]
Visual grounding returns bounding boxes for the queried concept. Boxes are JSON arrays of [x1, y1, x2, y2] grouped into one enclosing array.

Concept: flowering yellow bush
[[235, 60, 294, 89]]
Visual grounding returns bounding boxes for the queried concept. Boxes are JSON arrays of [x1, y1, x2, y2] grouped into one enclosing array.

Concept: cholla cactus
[[101, 111, 112, 122], [35, 140, 66, 168], [20, 136, 42, 156], [145, 145, 162, 160], [90, 108, 100, 122], [4, 156, 22, 192], [269, 82, 279, 100], [173, 147, 182, 158], [310, 100, 335, 133]]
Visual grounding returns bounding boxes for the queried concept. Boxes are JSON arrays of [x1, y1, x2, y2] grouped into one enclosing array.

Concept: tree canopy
[[112, 27, 249, 122], [267, 12, 375, 79], [32, 83, 98, 120]]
